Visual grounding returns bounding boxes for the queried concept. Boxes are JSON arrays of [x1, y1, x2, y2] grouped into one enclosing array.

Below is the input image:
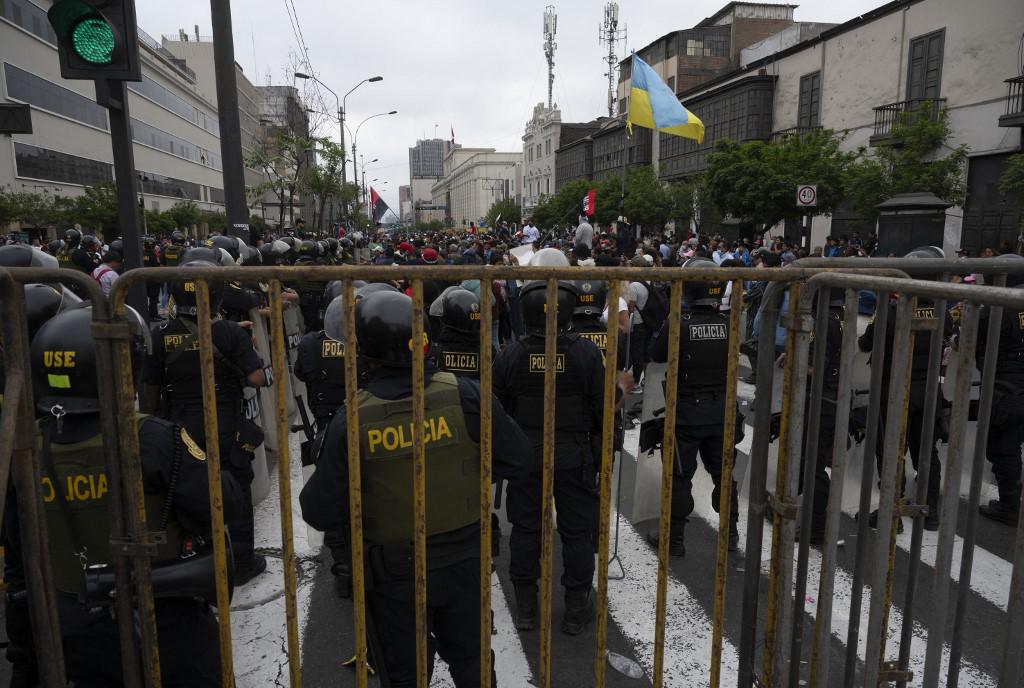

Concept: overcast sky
[[136, 0, 881, 212]]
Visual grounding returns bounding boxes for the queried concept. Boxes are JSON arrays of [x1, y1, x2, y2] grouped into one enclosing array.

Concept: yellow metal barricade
[[5, 258, 1024, 688]]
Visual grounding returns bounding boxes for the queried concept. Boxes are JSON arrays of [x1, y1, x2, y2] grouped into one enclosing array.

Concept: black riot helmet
[[64, 228, 81, 247], [31, 305, 147, 415], [81, 235, 100, 251], [988, 252, 1024, 287], [143, 236, 156, 250], [904, 245, 947, 281], [258, 243, 279, 267], [297, 240, 319, 261], [323, 294, 349, 342], [520, 280, 578, 336], [48, 239, 65, 255], [324, 280, 366, 308], [573, 280, 608, 318], [325, 238, 340, 256], [0, 244, 59, 269], [355, 290, 427, 368], [171, 230, 186, 244], [170, 259, 223, 317], [240, 244, 262, 266], [355, 282, 400, 302], [440, 288, 481, 335], [682, 257, 723, 307], [180, 246, 220, 265], [109, 238, 124, 254], [24, 283, 82, 340], [207, 235, 240, 262]]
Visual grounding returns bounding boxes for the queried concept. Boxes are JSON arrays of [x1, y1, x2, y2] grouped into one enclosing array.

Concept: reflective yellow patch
[[579, 332, 608, 350], [43, 351, 76, 368], [322, 339, 346, 358], [180, 428, 206, 461], [366, 416, 454, 454], [40, 472, 107, 503], [1018, 312, 1024, 329], [47, 374, 71, 389], [443, 351, 478, 372]]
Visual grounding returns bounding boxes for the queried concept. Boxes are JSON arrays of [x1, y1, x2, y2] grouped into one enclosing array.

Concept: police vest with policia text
[[38, 415, 191, 594], [356, 372, 478, 545]]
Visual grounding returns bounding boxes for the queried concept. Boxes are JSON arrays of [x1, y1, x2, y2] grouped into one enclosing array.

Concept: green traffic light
[[71, 17, 116, 65]]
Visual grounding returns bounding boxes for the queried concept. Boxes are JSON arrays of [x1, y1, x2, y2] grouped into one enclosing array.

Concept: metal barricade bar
[[478, 277, 495, 688]]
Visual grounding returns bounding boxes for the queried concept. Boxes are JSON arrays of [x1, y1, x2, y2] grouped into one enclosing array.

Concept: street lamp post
[[351, 110, 397, 217], [294, 72, 383, 217]]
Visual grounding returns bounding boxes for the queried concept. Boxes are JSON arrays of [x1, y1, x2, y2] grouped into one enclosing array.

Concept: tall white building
[[522, 103, 561, 213], [0, 0, 231, 239], [431, 148, 522, 229]]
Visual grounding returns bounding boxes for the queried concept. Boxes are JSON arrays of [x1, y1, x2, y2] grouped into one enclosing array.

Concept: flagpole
[[619, 50, 634, 250]]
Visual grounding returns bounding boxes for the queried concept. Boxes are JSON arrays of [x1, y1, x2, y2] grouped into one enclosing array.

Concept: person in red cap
[[422, 248, 439, 264]]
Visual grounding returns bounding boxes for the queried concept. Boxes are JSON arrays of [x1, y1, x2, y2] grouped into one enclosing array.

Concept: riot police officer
[[31, 305, 242, 686], [493, 277, 608, 635], [293, 240, 327, 332], [978, 271, 1024, 525], [859, 247, 952, 532], [141, 258, 269, 584], [144, 236, 162, 319], [56, 228, 80, 270], [571, 278, 610, 356], [300, 290, 530, 687], [431, 288, 482, 379], [647, 258, 740, 556], [161, 231, 187, 267], [72, 235, 102, 275]]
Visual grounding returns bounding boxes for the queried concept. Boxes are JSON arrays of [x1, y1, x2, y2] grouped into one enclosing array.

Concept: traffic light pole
[[95, 78, 147, 319], [209, 0, 251, 245]]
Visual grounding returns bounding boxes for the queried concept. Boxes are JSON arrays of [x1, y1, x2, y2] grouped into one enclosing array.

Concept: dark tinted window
[[4, 64, 108, 130], [0, 0, 57, 44], [137, 170, 202, 201], [130, 118, 222, 170], [15, 143, 112, 185], [128, 76, 220, 136]]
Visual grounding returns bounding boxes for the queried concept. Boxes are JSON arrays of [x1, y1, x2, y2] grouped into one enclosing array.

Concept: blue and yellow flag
[[627, 54, 705, 143]]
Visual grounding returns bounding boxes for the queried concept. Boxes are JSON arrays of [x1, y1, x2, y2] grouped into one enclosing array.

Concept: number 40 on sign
[[796, 184, 817, 207]]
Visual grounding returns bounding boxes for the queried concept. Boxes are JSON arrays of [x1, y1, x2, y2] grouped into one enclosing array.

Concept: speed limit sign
[[796, 184, 817, 207]]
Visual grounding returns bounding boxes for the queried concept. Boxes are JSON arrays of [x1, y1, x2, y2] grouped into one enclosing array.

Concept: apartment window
[[907, 29, 945, 101], [138, 171, 202, 201], [0, 0, 57, 44], [545, 139, 551, 155], [14, 143, 112, 186], [798, 71, 821, 128], [536, 144, 542, 159], [4, 64, 108, 130], [686, 39, 704, 56]]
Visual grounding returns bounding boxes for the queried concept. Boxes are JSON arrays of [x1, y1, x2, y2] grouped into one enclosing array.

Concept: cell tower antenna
[[598, 2, 627, 117], [543, 5, 558, 109]]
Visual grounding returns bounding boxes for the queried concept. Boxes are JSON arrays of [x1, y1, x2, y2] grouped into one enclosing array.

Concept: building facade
[[672, 0, 1023, 252], [0, 0, 232, 239], [398, 184, 412, 224], [430, 148, 522, 229], [553, 120, 608, 192], [522, 103, 560, 213], [409, 138, 455, 225]]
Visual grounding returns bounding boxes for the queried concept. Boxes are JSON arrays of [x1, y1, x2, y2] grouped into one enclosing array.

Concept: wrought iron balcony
[[999, 76, 1024, 128], [869, 98, 946, 146], [770, 125, 823, 142]]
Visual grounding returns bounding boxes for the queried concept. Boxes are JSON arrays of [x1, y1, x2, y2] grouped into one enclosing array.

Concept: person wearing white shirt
[[91, 250, 121, 297], [521, 218, 540, 245]]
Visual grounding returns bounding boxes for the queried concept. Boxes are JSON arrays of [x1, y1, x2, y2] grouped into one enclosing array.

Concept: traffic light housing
[[48, 0, 141, 81]]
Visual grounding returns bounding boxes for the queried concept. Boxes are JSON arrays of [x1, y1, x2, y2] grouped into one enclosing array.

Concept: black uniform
[[144, 245, 161, 319], [292, 259, 327, 332], [221, 281, 263, 323], [493, 333, 605, 595], [143, 317, 264, 566], [160, 242, 185, 267], [45, 414, 243, 687], [70, 247, 99, 274], [977, 302, 1024, 518], [295, 330, 348, 430], [650, 308, 741, 537], [300, 368, 529, 688], [431, 334, 481, 380], [860, 299, 952, 525]]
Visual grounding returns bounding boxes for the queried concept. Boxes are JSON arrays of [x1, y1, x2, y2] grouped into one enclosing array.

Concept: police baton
[[607, 320, 633, 582]]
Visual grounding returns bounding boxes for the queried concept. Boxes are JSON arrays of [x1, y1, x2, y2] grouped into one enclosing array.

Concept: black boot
[[514, 582, 538, 631], [561, 588, 595, 636], [979, 499, 1020, 526], [331, 562, 352, 599], [235, 553, 268, 586], [728, 523, 740, 552], [864, 509, 904, 535], [924, 493, 941, 532], [646, 529, 685, 557]]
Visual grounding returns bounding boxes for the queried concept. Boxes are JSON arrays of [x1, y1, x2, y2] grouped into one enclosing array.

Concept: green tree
[[707, 128, 857, 230], [166, 200, 201, 231], [845, 105, 969, 223], [306, 138, 347, 232], [199, 210, 226, 234], [246, 129, 314, 229], [533, 178, 592, 229], [667, 173, 714, 233], [71, 183, 119, 232], [623, 166, 673, 229], [999, 153, 1024, 207], [485, 197, 522, 228]]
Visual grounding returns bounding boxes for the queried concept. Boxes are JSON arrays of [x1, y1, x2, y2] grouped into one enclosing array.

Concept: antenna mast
[[598, 2, 627, 117], [543, 5, 557, 108]]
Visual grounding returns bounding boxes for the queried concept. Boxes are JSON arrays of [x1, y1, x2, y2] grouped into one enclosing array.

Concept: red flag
[[369, 187, 389, 223], [581, 188, 597, 218]]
